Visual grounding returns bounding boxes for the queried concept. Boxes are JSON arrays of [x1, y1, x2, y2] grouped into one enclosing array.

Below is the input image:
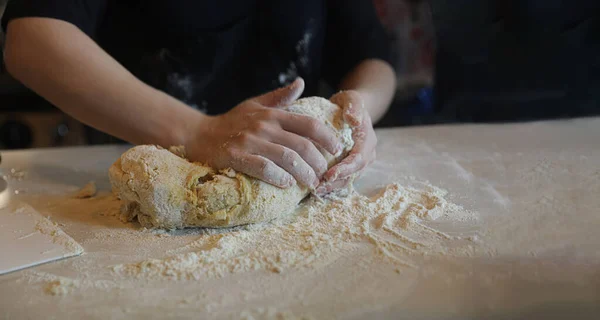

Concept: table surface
[[1, 117, 599, 320]]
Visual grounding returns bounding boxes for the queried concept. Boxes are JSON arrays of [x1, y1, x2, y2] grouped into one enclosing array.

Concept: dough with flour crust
[[108, 97, 354, 229]]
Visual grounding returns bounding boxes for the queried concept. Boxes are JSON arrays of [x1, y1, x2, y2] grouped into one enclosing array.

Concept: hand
[[316, 90, 377, 195], [187, 78, 344, 189]]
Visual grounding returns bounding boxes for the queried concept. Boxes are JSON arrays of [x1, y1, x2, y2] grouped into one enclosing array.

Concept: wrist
[[151, 91, 214, 150], [179, 110, 216, 153]]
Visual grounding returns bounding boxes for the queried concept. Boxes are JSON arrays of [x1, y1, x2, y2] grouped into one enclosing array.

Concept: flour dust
[[111, 182, 479, 280]]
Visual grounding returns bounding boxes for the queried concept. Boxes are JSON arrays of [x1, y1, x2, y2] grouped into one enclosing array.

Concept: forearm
[[337, 59, 396, 123], [4, 18, 205, 148]]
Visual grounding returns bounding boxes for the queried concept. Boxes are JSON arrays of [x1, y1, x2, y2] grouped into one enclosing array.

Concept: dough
[[73, 181, 97, 199], [108, 97, 354, 229]]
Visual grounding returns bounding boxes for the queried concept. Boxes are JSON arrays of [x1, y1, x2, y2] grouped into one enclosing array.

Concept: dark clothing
[[2, 0, 392, 114], [430, 0, 600, 122]]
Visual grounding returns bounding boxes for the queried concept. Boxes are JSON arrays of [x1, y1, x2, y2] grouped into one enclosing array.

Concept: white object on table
[[0, 200, 84, 275]]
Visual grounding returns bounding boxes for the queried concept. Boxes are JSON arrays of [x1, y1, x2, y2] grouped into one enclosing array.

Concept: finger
[[344, 101, 364, 128], [323, 153, 366, 183], [315, 176, 353, 196], [268, 130, 328, 179], [252, 78, 305, 108], [350, 108, 373, 146], [277, 112, 343, 155], [252, 141, 319, 189], [230, 153, 295, 188], [323, 118, 376, 182], [331, 91, 364, 128]]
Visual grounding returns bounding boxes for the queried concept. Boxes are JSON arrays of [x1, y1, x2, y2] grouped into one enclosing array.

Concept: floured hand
[[316, 90, 377, 195], [186, 78, 343, 189]]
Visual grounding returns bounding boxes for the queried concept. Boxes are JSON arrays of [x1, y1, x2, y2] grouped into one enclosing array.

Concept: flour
[[34, 215, 84, 255], [3, 168, 27, 181], [278, 29, 313, 86], [295, 31, 312, 68], [111, 182, 478, 280], [21, 271, 121, 296], [4, 119, 600, 319], [45, 278, 76, 296], [240, 307, 315, 320], [72, 181, 97, 199]]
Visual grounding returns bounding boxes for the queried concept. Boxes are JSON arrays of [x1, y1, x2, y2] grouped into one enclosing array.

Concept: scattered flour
[[15, 180, 479, 308], [34, 215, 84, 255], [45, 278, 76, 296], [20, 271, 121, 296], [72, 181, 97, 199], [240, 307, 315, 320], [111, 182, 478, 280], [3, 168, 27, 181]]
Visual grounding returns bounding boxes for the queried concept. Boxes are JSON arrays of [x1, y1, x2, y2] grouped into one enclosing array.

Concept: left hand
[[316, 90, 377, 195]]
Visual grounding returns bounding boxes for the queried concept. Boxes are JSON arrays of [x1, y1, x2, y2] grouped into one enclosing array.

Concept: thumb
[[252, 78, 305, 108], [331, 91, 364, 128]]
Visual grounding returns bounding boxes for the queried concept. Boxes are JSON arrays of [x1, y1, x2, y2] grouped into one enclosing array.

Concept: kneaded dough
[[108, 97, 354, 229]]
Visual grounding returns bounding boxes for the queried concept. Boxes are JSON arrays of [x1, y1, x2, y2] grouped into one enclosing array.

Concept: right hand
[[186, 78, 344, 189]]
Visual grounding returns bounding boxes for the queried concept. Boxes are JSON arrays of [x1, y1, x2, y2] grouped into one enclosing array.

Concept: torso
[[96, 0, 328, 113]]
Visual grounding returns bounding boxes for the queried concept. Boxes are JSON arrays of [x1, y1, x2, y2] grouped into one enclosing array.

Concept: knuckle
[[296, 139, 313, 154], [261, 108, 279, 121], [280, 148, 297, 164], [307, 118, 322, 132], [259, 159, 271, 174], [260, 161, 288, 186], [248, 121, 268, 134], [257, 121, 271, 132], [223, 146, 239, 160], [254, 159, 273, 180], [259, 160, 278, 178], [236, 132, 253, 147]]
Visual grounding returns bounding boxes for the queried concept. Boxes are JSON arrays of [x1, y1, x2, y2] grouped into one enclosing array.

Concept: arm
[[5, 18, 341, 189], [337, 58, 396, 124], [4, 18, 202, 148]]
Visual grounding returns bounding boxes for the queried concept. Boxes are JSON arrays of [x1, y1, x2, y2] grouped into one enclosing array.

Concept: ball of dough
[[108, 97, 354, 229]]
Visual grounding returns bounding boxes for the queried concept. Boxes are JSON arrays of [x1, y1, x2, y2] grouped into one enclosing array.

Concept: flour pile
[[112, 182, 478, 280], [21, 270, 119, 296]]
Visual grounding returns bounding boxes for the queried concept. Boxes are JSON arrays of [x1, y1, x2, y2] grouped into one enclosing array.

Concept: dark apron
[[430, 0, 600, 122]]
